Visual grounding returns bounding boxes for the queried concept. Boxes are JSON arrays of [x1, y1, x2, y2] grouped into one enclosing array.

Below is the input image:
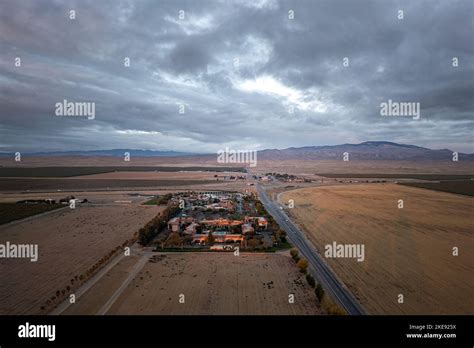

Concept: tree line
[[290, 248, 346, 315], [138, 204, 181, 245]]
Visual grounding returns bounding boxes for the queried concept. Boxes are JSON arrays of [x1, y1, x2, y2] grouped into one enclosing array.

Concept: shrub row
[[289, 248, 345, 314], [40, 239, 132, 313]]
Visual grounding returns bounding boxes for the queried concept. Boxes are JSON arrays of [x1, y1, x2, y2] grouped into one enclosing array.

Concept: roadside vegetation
[[289, 248, 347, 315], [143, 193, 173, 205]]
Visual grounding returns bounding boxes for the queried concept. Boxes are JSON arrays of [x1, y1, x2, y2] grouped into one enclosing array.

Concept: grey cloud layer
[[0, 0, 472, 152]]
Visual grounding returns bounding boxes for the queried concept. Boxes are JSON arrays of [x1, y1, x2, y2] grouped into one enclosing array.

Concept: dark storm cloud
[[0, 0, 472, 153]]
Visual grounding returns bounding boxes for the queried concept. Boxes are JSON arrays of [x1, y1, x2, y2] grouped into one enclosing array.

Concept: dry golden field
[[109, 253, 320, 315], [0, 203, 160, 314], [62, 252, 144, 315], [253, 160, 474, 175], [281, 183, 474, 314], [67, 252, 322, 315], [1, 156, 472, 174]]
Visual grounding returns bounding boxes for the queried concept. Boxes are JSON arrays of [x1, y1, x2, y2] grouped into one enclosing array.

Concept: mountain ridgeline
[[1, 142, 472, 161], [256, 142, 474, 161]]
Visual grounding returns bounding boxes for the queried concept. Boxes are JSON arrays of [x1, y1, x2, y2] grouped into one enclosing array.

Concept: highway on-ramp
[[256, 183, 365, 315]]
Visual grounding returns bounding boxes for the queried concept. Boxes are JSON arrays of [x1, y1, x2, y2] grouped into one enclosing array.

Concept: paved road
[[255, 183, 365, 315]]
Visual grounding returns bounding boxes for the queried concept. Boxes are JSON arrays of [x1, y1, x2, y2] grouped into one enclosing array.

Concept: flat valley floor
[[63, 252, 321, 315], [281, 183, 474, 314]]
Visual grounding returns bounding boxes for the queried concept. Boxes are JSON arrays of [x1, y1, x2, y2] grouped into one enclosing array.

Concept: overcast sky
[[1, 0, 473, 153]]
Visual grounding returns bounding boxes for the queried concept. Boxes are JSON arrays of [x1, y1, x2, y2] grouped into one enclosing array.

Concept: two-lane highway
[[256, 183, 365, 315]]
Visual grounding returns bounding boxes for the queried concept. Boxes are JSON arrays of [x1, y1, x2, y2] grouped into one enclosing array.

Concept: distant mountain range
[[0, 142, 472, 161], [256, 141, 474, 161]]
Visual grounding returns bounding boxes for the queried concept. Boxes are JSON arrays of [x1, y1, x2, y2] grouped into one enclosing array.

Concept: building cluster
[[171, 191, 237, 212], [166, 192, 268, 247], [214, 174, 247, 181], [167, 215, 268, 245], [258, 173, 313, 183]]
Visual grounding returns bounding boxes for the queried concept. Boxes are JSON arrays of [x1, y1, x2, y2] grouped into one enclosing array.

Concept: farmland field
[[72, 170, 244, 180], [0, 203, 161, 314], [66, 252, 322, 315], [281, 183, 474, 314], [0, 178, 217, 191], [0, 166, 244, 177], [0, 169, 247, 192], [0, 203, 64, 225], [316, 173, 473, 180], [252, 160, 474, 176], [400, 180, 474, 196]]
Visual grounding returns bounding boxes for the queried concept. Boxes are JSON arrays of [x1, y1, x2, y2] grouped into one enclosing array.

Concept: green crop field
[[0, 166, 245, 178], [0, 179, 218, 192], [317, 173, 473, 181], [399, 180, 474, 196], [0, 203, 64, 225]]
